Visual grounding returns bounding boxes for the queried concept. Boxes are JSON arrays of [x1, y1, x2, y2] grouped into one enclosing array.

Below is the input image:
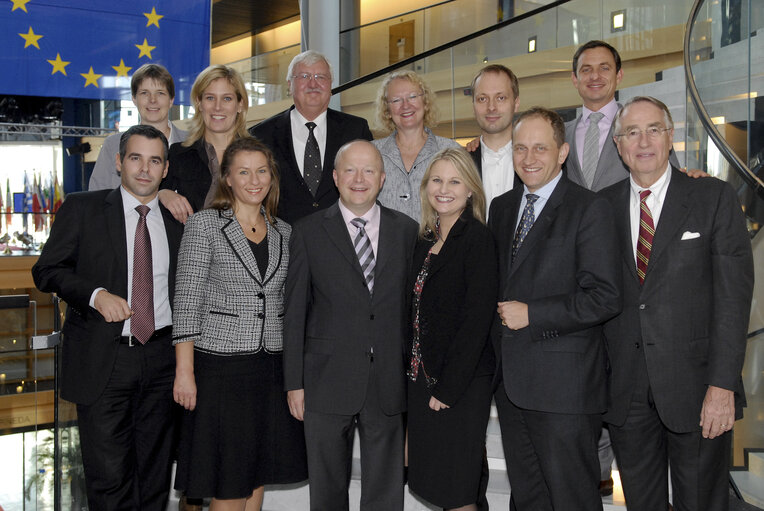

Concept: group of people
[[32, 38, 753, 511]]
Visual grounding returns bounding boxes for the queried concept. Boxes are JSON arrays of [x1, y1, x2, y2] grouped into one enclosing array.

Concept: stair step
[[731, 471, 764, 509], [748, 452, 764, 479]]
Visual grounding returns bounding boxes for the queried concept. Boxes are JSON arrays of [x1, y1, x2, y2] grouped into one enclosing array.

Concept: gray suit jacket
[[600, 168, 754, 432], [172, 208, 291, 354], [564, 107, 680, 192], [283, 202, 418, 416]]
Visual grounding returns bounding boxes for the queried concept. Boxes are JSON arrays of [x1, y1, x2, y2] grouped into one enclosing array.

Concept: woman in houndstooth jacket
[[172, 137, 307, 510]]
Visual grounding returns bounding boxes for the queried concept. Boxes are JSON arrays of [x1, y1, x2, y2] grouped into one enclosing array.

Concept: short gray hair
[[614, 96, 674, 135], [287, 50, 334, 91]]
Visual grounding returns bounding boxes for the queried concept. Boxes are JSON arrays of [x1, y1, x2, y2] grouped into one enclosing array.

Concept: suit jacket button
[[639, 304, 646, 310], [312, 202, 319, 208], [634, 342, 640, 349], [370, 314, 375, 320], [257, 312, 265, 319], [257, 293, 265, 299]]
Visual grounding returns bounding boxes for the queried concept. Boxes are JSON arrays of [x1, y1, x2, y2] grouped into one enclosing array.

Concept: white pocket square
[[681, 231, 701, 240]]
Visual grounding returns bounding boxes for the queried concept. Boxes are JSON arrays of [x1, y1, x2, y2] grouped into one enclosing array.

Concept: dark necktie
[[131, 205, 154, 344], [511, 193, 539, 263], [304, 122, 322, 196], [351, 217, 375, 294], [636, 190, 655, 284], [582, 111, 604, 188]]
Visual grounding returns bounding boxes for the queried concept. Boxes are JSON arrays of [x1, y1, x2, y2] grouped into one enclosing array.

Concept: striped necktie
[[351, 217, 375, 294], [636, 190, 654, 284], [582, 111, 604, 188]]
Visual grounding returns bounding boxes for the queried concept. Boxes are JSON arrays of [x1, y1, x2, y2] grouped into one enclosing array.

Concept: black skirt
[[174, 350, 308, 499], [407, 372, 493, 508]]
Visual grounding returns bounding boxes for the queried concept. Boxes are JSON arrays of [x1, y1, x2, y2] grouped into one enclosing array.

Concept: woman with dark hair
[[159, 64, 250, 223], [173, 137, 307, 510], [406, 147, 498, 511]]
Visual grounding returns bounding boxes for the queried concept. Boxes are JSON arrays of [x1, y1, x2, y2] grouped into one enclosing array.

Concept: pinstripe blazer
[[172, 208, 291, 354]]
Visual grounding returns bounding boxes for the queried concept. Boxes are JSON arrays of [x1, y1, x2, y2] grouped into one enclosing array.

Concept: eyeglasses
[[386, 93, 424, 107], [614, 126, 671, 142], [292, 73, 330, 84]]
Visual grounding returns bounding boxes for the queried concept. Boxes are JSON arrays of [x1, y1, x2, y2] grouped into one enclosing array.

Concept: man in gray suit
[[283, 140, 417, 510], [600, 96, 753, 511]]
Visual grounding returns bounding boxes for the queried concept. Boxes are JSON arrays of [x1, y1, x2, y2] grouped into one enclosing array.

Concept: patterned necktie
[[511, 194, 539, 262], [582, 111, 605, 188], [303, 122, 322, 196], [351, 217, 375, 294], [131, 205, 154, 344], [636, 190, 655, 284]]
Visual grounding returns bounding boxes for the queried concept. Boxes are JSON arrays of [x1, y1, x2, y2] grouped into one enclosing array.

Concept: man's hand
[[173, 369, 197, 411], [288, 389, 305, 421], [158, 189, 194, 224], [683, 168, 709, 178], [93, 290, 132, 322], [429, 396, 450, 411], [700, 385, 735, 439], [465, 137, 480, 152], [497, 301, 529, 330]]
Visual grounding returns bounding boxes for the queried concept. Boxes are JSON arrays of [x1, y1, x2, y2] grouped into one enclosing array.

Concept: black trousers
[[495, 385, 602, 511], [609, 355, 731, 511], [76, 337, 176, 511], [303, 364, 404, 511]]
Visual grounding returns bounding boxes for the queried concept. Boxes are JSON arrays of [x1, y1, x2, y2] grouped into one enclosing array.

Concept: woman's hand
[[158, 189, 194, 224], [429, 396, 450, 411], [174, 369, 197, 411]]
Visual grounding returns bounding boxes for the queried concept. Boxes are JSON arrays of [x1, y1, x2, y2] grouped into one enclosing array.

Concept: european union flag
[[0, 0, 210, 104]]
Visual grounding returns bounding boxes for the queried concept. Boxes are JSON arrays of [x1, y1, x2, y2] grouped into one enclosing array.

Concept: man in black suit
[[249, 50, 373, 224], [601, 96, 754, 511], [33, 125, 183, 511], [489, 107, 622, 510], [283, 140, 417, 510], [469, 64, 522, 210]]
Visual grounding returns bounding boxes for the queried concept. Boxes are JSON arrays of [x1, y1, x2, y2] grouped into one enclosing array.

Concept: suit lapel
[[275, 108, 301, 187], [316, 109, 341, 201], [323, 204, 364, 279], [104, 189, 128, 295], [509, 179, 565, 278], [591, 121, 627, 190], [427, 213, 470, 279], [612, 181, 639, 283], [496, 188, 522, 280], [565, 115, 584, 184], [160, 205, 183, 302], [221, 211, 264, 286], [644, 168, 691, 280], [262, 218, 285, 286]]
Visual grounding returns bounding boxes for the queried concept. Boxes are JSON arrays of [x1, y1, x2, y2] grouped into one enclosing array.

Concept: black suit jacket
[[32, 188, 183, 405], [470, 144, 522, 190], [161, 139, 211, 213], [249, 107, 373, 224], [283, 202, 418, 416], [411, 209, 498, 406], [600, 168, 754, 432], [488, 175, 622, 414]]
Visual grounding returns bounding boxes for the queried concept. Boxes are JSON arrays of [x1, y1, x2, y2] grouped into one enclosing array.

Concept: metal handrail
[[683, 0, 764, 196]]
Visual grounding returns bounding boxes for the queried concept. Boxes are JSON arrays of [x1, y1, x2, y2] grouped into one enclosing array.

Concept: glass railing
[[685, 0, 764, 485], [228, 44, 302, 108]]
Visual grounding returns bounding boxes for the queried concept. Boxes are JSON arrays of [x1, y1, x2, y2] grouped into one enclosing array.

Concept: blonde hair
[[373, 70, 438, 134], [418, 147, 486, 239], [184, 65, 249, 146]]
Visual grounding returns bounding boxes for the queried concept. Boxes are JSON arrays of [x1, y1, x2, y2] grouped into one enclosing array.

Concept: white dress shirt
[[290, 108, 328, 177], [575, 99, 619, 168], [629, 163, 672, 266], [480, 137, 515, 212]]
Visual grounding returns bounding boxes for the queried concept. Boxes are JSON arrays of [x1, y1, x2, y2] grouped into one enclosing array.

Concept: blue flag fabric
[[0, 0, 210, 104]]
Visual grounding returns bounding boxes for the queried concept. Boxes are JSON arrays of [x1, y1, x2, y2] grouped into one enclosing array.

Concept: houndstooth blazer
[[172, 208, 291, 354]]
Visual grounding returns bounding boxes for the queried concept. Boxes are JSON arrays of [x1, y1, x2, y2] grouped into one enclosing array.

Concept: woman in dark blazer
[[159, 64, 250, 223], [406, 147, 498, 511], [173, 137, 307, 510]]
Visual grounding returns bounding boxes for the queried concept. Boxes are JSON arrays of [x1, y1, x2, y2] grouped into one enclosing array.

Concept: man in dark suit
[[469, 64, 522, 210], [601, 96, 754, 511], [33, 125, 183, 511], [249, 50, 373, 224], [283, 140, 417, 510], [489, 107, 622, 510]]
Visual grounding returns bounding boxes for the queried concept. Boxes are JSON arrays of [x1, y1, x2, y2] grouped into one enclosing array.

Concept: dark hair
[[210, 137, 280, 223], [131, 64, 175, 99], [471, 64, 519, 100], [118, 124, 169, 163], [572, 40, 622, 76], [513, 107, 566, 148]]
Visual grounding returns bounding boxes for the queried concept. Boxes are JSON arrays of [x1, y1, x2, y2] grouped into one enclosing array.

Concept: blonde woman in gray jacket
[[172, 137, 307, 511]]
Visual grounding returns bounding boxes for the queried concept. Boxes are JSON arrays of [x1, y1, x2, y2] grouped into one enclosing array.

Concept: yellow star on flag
[[81, 66, 102, 88], [11, 0, 31, 12], [112, 59, 132, 77], [144, 7, 164, 28], [18, 26, 43, 49], [135, 38, 156, 59], [47, 53, 70, 76]]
